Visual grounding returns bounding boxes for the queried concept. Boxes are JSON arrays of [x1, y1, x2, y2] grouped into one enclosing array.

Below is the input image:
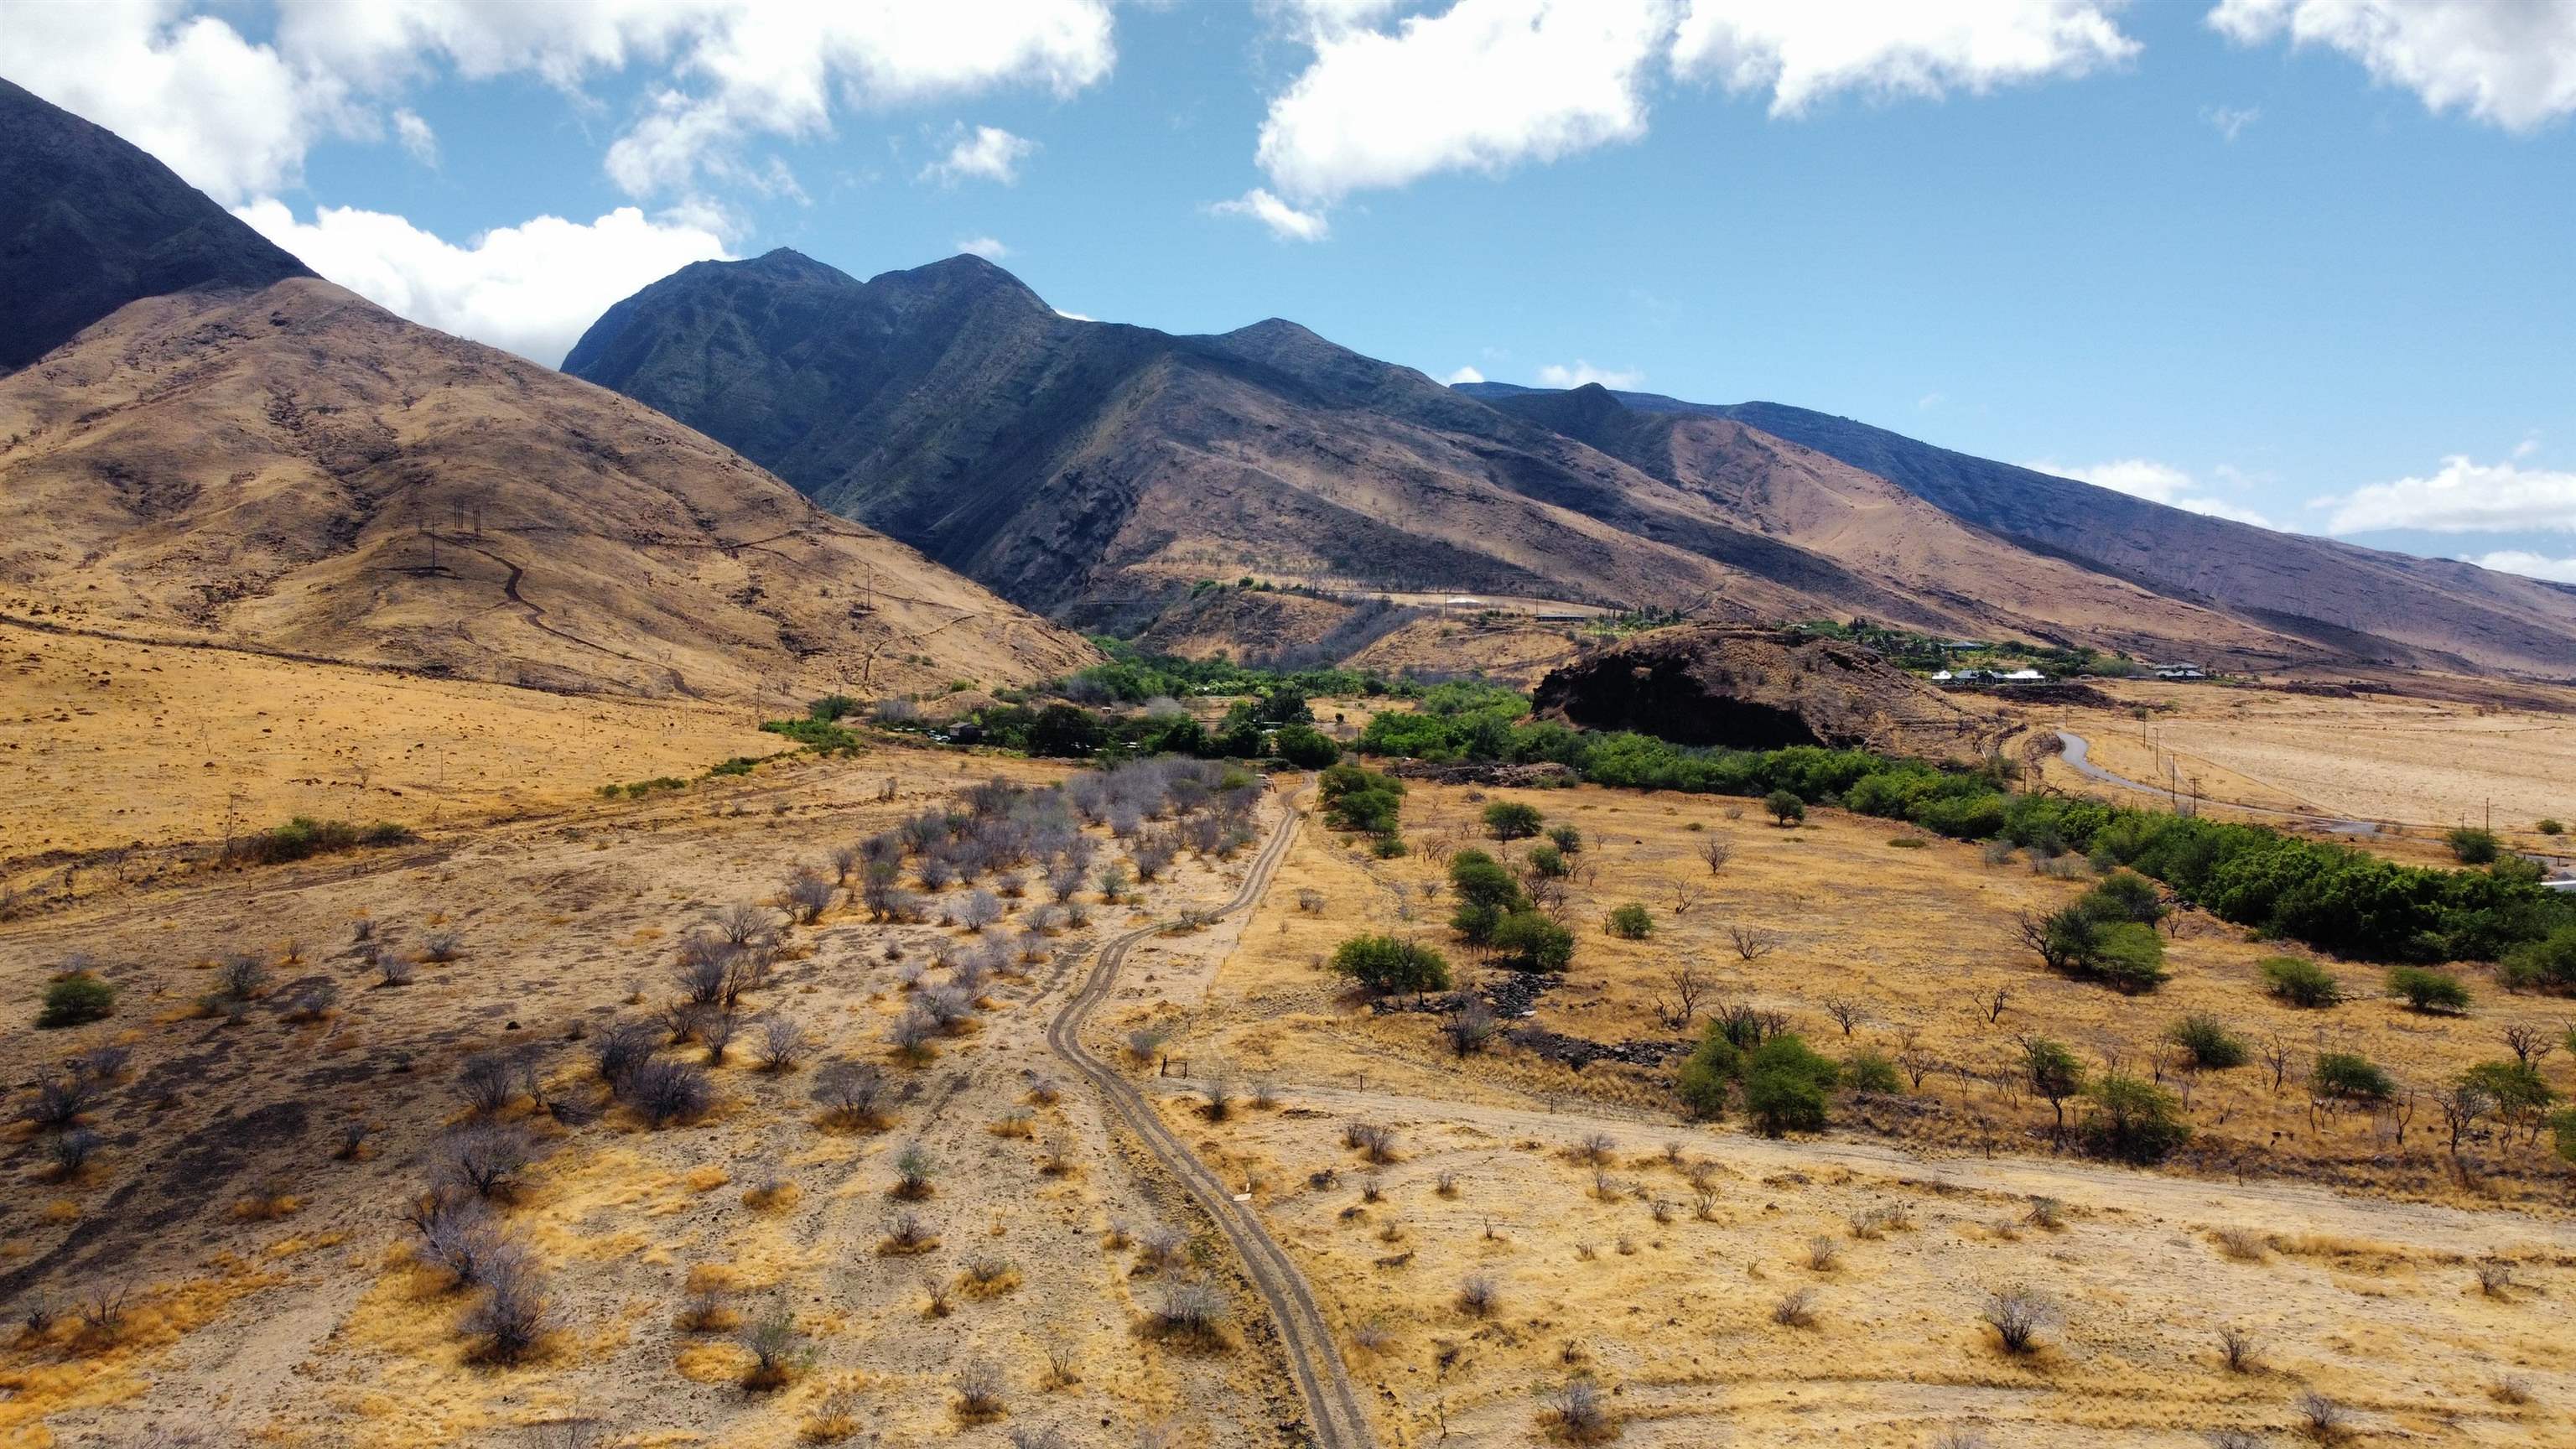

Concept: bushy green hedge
[[1355, 703, 2572, 965]]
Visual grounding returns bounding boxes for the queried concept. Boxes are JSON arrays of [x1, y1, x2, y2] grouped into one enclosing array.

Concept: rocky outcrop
[[1531, 625, 1999, 758]]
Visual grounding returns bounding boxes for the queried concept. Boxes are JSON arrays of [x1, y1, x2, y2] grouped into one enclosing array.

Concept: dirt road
[[1046, 783, 1380, 1449]]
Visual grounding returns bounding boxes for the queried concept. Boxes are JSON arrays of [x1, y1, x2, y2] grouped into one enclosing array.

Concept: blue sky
[[6, 2, 2573, 576]]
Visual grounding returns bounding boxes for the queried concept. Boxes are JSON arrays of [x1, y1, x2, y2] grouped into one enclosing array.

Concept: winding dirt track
[[1045, 785, 1379, 1449]]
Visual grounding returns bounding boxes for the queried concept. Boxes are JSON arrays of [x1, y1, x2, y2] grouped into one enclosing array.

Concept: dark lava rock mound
[[1533, 624, 2002, 758]]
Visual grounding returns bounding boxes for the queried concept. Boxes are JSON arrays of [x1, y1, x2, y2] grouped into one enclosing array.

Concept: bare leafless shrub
[[753, 1015, 808, 1073], [47, 1128, 101, 1179], [1344, 1120, 1399, 1163], [2489, 1373, 2533, 1405], [1539, 1379, 1616, 1443], [335, 1120, 377, 1161], [2297, 1389, 2350, 1441], [1805, 1235, 1841, 1271], [696, 1008, 739, 1065], [1150, 1279, 1225, 1343], [458, 1052, 523, 1116], [74, 1044, 131, 1083], [2217, 1324, 2261, 1373], [406, 1196, 503, 1290], [2475, 1258, 2518, 1296], [1458, 1272, 1500, 1317], [377, 954, 417, 987], [1725, 923, 1782, 961], [1042, 1334, 1082, 1388], [2215, 1227, 2267, 1262], [920, 1272, 953, 1318], [952, 1358, 1006, 1418], [1136, 1225, 1186, 1274], [440, 1122, 535, 1200], [1572, 1130, 1618, 1166], [621, 1058, 710, 1126], [25, 1073, 92, 1131], [1772, 1286, 1818, 1327], [78, 1282, 130, 1342], [1981, 1285, 2055, 1353], [813, 1060, 888, 1130], [589, 1021, 657, 1084], [961, 1254, 1020, 1296], [462, 1251, 553, 1363], [2023, 1196, 2066, 1231], [1435, 1169, 1461, 1197], [422, 931, 463, 963], [2204, 1430, 2263, 1449], [781, 868, 837, 925], [1007, 1428, 1072, 1449], [887, 1007, 939, 1059]]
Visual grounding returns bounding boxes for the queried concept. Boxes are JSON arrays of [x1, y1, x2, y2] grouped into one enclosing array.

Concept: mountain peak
[[0, 76, 315, 371]]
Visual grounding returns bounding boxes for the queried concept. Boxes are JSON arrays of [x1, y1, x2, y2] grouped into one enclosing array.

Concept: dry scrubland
[[0, 749, 1306, 1446], [3, 703, 2572, 1449], [1146, 775, 2576, 1445], [0, 619, 782, 874], [2028, 679, 2576, 853]]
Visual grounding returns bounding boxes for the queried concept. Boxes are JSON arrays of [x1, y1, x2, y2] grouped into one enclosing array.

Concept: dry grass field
[[0, 619, 784, 876], [5, 691, 2570, 1449], [1141, 775, 2576, 1446], [2025, 679, 2576, 854]]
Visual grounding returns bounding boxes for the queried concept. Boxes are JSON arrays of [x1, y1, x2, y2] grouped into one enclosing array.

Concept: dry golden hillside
[[0, 278, 1092, 704]]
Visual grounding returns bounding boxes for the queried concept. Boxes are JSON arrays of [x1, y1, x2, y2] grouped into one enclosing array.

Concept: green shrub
[[1841, 1048, 1902, 1093], [705, 756, 760, 778], [2018, 1036, 2086, 1132], [1676, 1033, 1737, 1119], [2461, 1059, 2553, 1114], [1763, 790, 1806, 827], [1545, 824, 1582, 854], [1742, 1034, 1837, 1136], [2539, 818, 2565, 836], [1483, 801, 1543, 841], [2260, 957, 2342, 1008], [1527, 844, 1568, 878], [1488, 911, 1575, 973], [1447, 849, 1529, 944], [2445, 828, 2501, 865], [2386, 965, 2471, 1014], [231, 816, 416, 865], [1272, 724, 1341, 769], [2553, 1108, 2576, 1164], [2085, 922, 2170, 993], [38, 974, 116, 1029], [1319, 761, 1405, 837], [2311, 1051, 2394, 1101], [2078, 1074, 2191, 1164], [760, 717, 861, 753], [1369, 833, 1409, 859], [1604, 903, 1654, 940], [2499, 926, 2576, 993], [2080, 870, 2165, 925], [807, 693, 860, 722], [2166, 1014, 2247, 1069], [1328, 935, 1451, 995]]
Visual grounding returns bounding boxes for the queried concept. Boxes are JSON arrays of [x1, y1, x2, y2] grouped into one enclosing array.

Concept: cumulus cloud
[[1444, 365, 1488, 384], [3, 2, 1115, 205], [2028, 457, 2277, 527], [923, 126, 1038, 184], [2210, 1, 2576, 132], [955, 236, 1010, 260], [0, 0, 357, 205], [1254, 0, 1673, 203], [2460, 550, 2576, 584], [2318, 454, 2576, 535], [232, 199, 731, 366], [1538, 361, 1644, 388], [1672, 0, 2140, 114], [1210, 188, 1333, 241]]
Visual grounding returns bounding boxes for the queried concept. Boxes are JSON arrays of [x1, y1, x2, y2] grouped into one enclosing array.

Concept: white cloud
[[2028, 457, 2277, 527], [955, 236, 1010, 260], [2203, 102, 2262, 139], [1445, 365, 1488, 384], [0, 0, 357, 205], [232, 199, 731, 366], [1254, 0, 1674, 204], [1209, 188, 1333, 241], [922, 125, 1038, 184], [2210, 1, 2576, 132], [2318, 454, 2576, 535], [1537, 360, 1644, 388], [1670, 0, 2140, 115], [392, 107, 439, 166], [2461, 550, 2576, 584], [3, 2, 1115, 207]]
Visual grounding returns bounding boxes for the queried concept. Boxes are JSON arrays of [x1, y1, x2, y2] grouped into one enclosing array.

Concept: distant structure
[[2152, 662, 2206, 679]]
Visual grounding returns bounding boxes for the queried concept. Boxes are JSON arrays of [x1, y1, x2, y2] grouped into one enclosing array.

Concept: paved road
[[1045, 783, 1379, 1449]]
